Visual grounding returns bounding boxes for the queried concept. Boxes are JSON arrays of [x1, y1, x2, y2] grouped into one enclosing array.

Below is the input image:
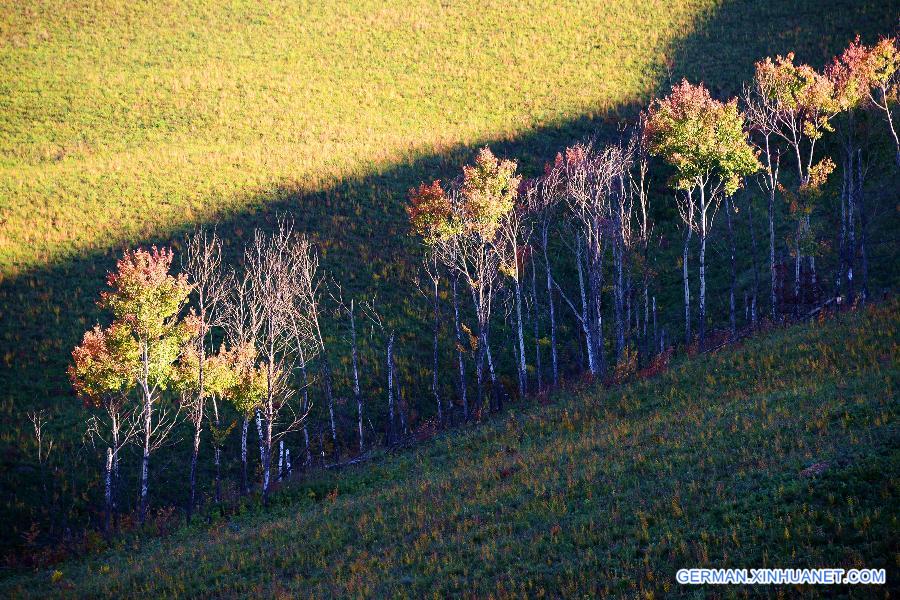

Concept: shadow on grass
[[0, 0, 895, 558]]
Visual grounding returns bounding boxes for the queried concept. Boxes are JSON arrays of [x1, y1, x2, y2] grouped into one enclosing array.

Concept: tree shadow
[[0, 0, 896, 556]]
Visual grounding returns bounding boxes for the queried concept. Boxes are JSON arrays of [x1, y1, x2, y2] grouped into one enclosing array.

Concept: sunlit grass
[[0, 0, 714, 273]]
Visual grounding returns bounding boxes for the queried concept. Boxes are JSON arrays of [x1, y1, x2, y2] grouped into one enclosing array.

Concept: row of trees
[[70, 227, 325, 526], [68, 36, 898, 528]]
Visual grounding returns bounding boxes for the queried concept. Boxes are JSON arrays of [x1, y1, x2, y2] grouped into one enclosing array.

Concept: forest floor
[[1, 301, 896, 598]]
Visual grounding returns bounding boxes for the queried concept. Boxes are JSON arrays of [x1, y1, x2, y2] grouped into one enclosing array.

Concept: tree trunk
[[320, 358, 338, 459], [726, 196, 737, 338], [576, 239, 597, 375], [255, 409, 265, 466], [683, 224, 692, 345], [613, 241, 625, 360], [277, 440, 284, 482], [139, 382, 151, 524], [240, 416, 249, 494], [209, 397, 221, 505], [531, 258, 542, 393], [698, 188, 708, 349], [386, 332, 396, 444], [513, 277, 526, 399], [856, 149, 869, 301], [485, 331, 502, 412], [542, 232, 558, 387], [303, 424, 311, 469], [104, 447, 113, 532], [350, 301, 364, 452], [452, 276, 468, 421], [188, 419, 201, 521], [794, 219, 802, 316], [474, 330, 485, 419], [432, 276, 443, 425], [768, 186, 777, 320], [297, 346, 312, 469], [746, 192, 759, 327], [652, 296, 658, 354], [261, 410, 272, 505]]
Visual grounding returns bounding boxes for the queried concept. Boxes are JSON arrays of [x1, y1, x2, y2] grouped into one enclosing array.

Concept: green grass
[[1, 0, 897, 560], [1, 302, 896, 597]]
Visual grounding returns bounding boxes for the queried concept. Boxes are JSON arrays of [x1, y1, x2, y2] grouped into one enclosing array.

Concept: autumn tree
[[752, 55, 841, 310], [98, 247, 195, 523], [69, 323, 140, 530], [646, 80, 759, 347], [408, 147, 518, 415], [828, 36, 899, 301]]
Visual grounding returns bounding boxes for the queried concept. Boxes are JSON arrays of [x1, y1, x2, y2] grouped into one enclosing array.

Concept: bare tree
[[332, 287, 366, 452], [243, 221, 318, 504], [293, 239, 338, 459], [223, 270, 262, 494], [561, 141, 631, 374], [180, 228, 231, 521], [744, 82, 784, 320], [413, 254, 444, 426], [363, 298, 400, 444], [524, 166, 563, 386], [496, 203, 532, 399]]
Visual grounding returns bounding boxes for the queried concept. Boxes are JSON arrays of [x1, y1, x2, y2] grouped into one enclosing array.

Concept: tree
[[495, 198, 531, 398], [407, 147, 519, 415], [558, 142, 620, 375], [69, 323, 140, 530], [98, 246, 194, 523], [753, 55, 840, 310], [829, 36, 899, 301], [864, 37, 900, 167], [179, 229, 230, 521], [743, 78, 783, 320], [646, 80, 759, 347], [243, 222, 318, 503], [523, 163, 563, 386], [223, 270, 265, 494]]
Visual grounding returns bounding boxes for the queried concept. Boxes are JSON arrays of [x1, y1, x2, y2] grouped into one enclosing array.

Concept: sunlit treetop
[[173, 343, 242, 400], [754, 53, 840, 140], [460, 147, 520, 240], [100, 246, 196, 342], [98, 246, 197, 392], [829, 36, 900, 111], [828, 37, 877, 111], [406, 180, 454, 243], [645, 79, 759, 196], [407, 147, 520, 244], [68, 323, 139, 408]]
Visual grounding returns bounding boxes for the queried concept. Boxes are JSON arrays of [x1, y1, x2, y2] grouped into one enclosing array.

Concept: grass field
[[0, 0, 897, 561], [0, 302, 896, 597]]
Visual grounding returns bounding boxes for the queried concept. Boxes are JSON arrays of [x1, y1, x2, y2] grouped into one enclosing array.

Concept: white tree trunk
[[350, 301, 364, 452], [452, 276, 468, 421], [542, 234, 558, 386], [514, 277, 526, 398], [683, 226, 692, 344], [240, 416, 249, 494]]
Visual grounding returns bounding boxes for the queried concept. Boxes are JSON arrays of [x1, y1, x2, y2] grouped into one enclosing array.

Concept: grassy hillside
[[1, 0, 897, 559], [1, 302, 896, 597]]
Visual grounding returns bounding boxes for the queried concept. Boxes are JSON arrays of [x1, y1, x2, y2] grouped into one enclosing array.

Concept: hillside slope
[[1, 1, 897, 549], [2, 303, 896, 598]]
